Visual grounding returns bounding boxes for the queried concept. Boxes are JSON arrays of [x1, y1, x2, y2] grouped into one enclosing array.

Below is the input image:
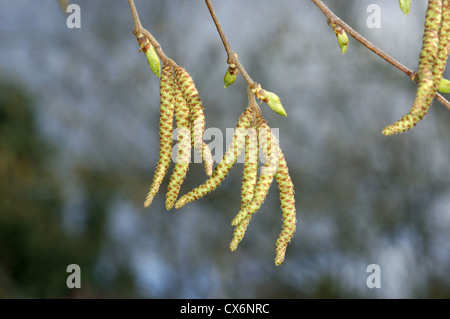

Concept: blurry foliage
[[0, 80, 136, 298]]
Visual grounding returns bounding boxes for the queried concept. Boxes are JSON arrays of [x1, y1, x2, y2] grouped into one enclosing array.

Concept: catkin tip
[[274, 257, 284, 266], [381, 126, 396, 136], [144, 195, 154, 208], [231, 215, 241, 227], [174, 199, 185, 209], [204, 161, 213, 176], [165, 201, 174, 211]]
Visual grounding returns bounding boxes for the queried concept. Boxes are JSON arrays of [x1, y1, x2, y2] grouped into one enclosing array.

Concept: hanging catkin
[[230, 128, 259, 251], [144, 64, 175, 208], [231, 117, 279, 226], [383, 0, 444, 135], [165, 86, 192, 210], [432, 1, 450, 96], [175, 107, 255, 209], [174, 66, 214, 175], [239, 128, 259, 208], [274, 151, 296, 266]]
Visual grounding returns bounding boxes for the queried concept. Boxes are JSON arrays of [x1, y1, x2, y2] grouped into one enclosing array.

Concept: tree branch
[[310, 0, 450, 111], [205, 0, 257, 90], [128, 0, 177, 68]]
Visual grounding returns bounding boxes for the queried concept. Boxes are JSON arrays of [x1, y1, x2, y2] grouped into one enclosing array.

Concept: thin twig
[[248, 86, 262, 119], [128, 0, 177, 68], [205, 0, 257, 90], [311, 0, 414, 79], [205, 0, 233, 63], [310, 0, 450, 110], [436, 93, 450, 110]]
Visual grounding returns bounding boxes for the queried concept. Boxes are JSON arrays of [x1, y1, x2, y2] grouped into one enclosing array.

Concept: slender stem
[[248, 86, 262, 118], [128, 0, 143, 32], [205, 0, 257, 90], [205, 0, 233, 62], [311, 0, 414, 79], [436, 92, 450, 110], [128, 0, 177, 68], [310, 0, 450, 110]]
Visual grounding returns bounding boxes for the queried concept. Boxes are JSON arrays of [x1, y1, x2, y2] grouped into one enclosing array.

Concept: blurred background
[[1, 0, 450, 298]]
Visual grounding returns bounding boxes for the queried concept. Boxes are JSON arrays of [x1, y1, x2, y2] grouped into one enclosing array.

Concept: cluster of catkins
[[139, 38, 296, 265], [174, 106, 296, 266], [383, 0, 450, 135], [144, 64, 213, 210]]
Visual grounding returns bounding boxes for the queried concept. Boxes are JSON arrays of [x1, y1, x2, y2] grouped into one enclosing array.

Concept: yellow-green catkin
[[230, 128, 259, 252], [165, 87, 191, 210], [144, 65, 175, 207], [383, 0, 443, 135], [174, 67, 213, 176], [175, 107, 255, 209], [224, 68, 237, 89], [274, 151, 296, 266], [231, 117, 279, 227], [239, 128, 259, 208]]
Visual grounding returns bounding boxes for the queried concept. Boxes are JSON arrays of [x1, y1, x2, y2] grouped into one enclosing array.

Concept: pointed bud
[[265, 91, 287, 116], [274, 152, 296, 266], [224, 59, 240, 89], [137, 33, 161, 78], [224, 69, 236, 88], [331, 23, 348, 55], [254, 87, 287, 116], [399, 0, 411, 15], [337, 31, 349, 54], [438, 78, 450, 93]]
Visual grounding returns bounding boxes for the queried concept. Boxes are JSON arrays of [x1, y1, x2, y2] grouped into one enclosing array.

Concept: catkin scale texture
[[165, 86, 191, 210], [229, 129, 259, 251], [239, 129, 259, 207], [432, 1, 450, 97], [229, 217, 251, 252], [144, 65, 176, 207], [174, 107, 255, 209], [231, 118, 279, 226], [274, 152, 296, 266], [175, 67, 213, 175], [383, 0, 444, 135]]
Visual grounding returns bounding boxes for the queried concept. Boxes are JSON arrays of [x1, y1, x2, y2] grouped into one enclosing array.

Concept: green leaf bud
[[255, 88, 287, 116], [438, 77, 450, 93], [224, 69, 236, 88], [399, 0, 411, 15], [137, 33, 161, 78]]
